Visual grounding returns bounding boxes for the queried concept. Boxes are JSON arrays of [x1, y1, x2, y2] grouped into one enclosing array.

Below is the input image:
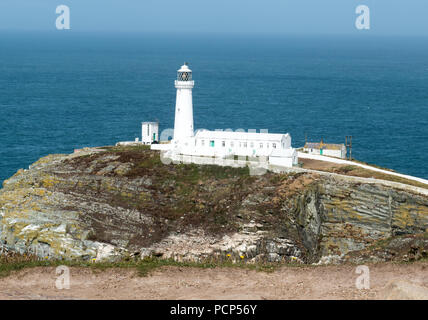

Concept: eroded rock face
[[0, 147, 427, 263], [295, 179, 428, 262]]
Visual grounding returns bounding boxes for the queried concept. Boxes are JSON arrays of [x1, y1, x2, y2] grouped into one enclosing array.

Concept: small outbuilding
[[304, 141, 346, 159], [142, 121, 159, 145]]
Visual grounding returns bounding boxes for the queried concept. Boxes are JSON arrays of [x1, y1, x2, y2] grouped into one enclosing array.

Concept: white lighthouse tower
[[173, 63, 195, 141]]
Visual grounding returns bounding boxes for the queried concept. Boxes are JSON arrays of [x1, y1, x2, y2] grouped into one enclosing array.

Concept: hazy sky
[[0, 0, 427, 36]]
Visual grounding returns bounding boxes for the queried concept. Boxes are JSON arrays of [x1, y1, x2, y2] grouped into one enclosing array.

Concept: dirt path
[[0, 263, 427, 300]]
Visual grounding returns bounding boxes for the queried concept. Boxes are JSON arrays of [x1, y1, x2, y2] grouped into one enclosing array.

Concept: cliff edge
[[1, 145, 427, 264]]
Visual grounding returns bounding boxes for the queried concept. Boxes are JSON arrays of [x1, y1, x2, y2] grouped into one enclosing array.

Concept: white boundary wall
[[170, 153, 269, 168], [298, 152, 428, 186], [151, 144, 172, 151], [269, 164, 428, 197], [269, 156, 294, 168]]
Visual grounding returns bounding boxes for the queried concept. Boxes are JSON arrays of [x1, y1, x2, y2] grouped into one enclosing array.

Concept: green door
[[320, 148, 323, 155]]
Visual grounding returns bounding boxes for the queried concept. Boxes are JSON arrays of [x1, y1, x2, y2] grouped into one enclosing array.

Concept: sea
[[1, 32, 428, 184]]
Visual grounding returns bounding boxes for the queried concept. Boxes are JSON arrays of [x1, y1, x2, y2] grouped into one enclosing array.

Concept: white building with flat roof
[[151, 63, 298, 168]]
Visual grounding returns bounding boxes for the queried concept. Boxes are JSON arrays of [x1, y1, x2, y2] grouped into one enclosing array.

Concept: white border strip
[[297, 152, 428, 186]]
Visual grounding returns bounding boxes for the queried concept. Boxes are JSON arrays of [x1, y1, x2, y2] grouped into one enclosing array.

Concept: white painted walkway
[[297, 152, 428, 186]]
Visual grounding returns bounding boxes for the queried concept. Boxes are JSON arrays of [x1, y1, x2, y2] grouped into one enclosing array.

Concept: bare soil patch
[[0, 263, 427, 300]]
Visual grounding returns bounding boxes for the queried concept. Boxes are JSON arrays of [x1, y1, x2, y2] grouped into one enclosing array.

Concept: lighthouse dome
[[177, 63, 192, 81]]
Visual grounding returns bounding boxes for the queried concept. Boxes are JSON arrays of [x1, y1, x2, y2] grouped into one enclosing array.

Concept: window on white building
[[231, 141, 234, 147], [222, 141, 225, 147], [201, 140, 205, 146], [267, 143, 269, 148], [243, 142, 247, 148], [273, 143, 276, 149], [260, 143, 263, 148], [250, 142, 254, 148]]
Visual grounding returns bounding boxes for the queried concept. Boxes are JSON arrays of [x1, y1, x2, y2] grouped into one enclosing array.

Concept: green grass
[[339, 165, 355, 173], [103, 144, 151, 153], [176, 163, 250, 183], [350, 158, 396, 172], [346, 166, 428, 190], [0, 255, 282, 278], [134, 257, 278, 276], [136, 155, 163, 169], [313, 164, 428, 190]]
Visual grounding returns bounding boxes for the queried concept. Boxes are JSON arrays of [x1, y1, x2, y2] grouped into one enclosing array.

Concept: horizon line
[[1, 29, 428, 38]]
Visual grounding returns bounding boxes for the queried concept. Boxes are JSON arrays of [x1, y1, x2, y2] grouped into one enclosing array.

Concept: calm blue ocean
[[1, 32, 428, 183]]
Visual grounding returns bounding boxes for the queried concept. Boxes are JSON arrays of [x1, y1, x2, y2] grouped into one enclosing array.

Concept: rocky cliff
[[0, 146, 427, 264]]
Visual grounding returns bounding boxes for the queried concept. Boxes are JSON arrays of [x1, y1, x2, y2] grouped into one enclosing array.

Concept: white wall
[[142, 122, 159, 144], [191, 138, 286, 158], [297, 152, 428, 186], [151, 144, 171, 151], [167, 150, 295, 169], [269, 156, 293, 167], [169, 153, 272, 171], [321, 149, 342, 158], [304, 147, 345, 159]]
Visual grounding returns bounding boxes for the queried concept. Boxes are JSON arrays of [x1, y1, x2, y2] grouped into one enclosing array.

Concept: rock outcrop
[[0, 146, 427, 263]]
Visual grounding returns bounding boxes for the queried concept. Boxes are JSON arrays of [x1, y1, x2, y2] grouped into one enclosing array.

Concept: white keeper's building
[[149, 63, 298, 168]]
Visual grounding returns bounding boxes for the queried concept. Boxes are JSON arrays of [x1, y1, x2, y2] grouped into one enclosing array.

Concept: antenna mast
[[345, 136, 353, 160]]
